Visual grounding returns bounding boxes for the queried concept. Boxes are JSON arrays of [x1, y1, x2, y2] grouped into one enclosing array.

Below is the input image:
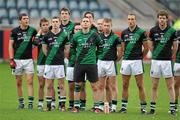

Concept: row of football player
[[9, 7, 180, 115]]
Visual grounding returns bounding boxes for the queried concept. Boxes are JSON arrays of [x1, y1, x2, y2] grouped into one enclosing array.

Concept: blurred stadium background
[[0, 0, 180, 61]]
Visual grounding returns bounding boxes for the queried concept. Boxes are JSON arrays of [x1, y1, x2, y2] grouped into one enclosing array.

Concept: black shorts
[[74, 64, 98, 83]]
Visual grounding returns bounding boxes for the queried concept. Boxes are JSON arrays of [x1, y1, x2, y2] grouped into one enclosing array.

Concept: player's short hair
[[39, 18, 49, 27], [18, 13, 28, 20], [81, 16, 90, 22], [128, 13, 136, 19], [59, 7, 71, 15], [73, 23, 81, 33], [52, 16, 60, 21], [83, 11, 94, 19], [103, 18, 112, 24], [157, 10, 169, 18]]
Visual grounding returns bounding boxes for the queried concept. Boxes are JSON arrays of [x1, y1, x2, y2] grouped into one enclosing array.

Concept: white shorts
[[66, 67, 74, 81], [12, 59, 34, 75], [37, 65, 45, 76], [44, 65, 65, 79], [150, 60, 173, 78], [120, 60, 144, 75], [98, 60, 116, 77], [174, 63, 180, 76]]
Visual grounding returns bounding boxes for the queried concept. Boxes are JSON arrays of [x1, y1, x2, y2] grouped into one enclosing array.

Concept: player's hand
[[92, 21, 97, 27], [9, 59, 16, 69]]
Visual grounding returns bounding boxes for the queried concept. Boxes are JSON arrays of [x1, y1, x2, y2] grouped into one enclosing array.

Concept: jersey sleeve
[[10, 29, 16, 41], [149, 28, 154, 41], [172, 30, 178, 41], [141, 31, 147, 42], [70, 35, 77, 57], [33, 29, 37, 37], [95, 33, 102, 45], [42, 34, 49, 45], [33, 34, 42, 46], [121, 31, 125, 42], [68, 37, 76, 67], [115, 36, 121, 47], [65, 36, 70, 45]]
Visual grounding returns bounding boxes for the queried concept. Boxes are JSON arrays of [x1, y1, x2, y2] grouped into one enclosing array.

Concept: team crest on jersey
[[78, 39, 82, 42]]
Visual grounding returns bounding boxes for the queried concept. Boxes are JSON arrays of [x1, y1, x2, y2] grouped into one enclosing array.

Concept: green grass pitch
[[0, 62, 179, 120]]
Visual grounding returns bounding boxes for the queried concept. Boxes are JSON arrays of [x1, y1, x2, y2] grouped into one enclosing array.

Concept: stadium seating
[[79, 1, 89, 10], [72, 10, 81, 19], [17, 0, 27, 9], [48, 0, 58, 10], [38, 0, 48, 10], [30, 9, 40, 18], [40, 9, 50, 18], [157, 0, 180, 16], [93, 11, 101, 19], [6, 0, 16, 9], [1, 18, 10, 25], [28, 0, 38, 9], [89, 1, 99, 10], [0, 8, 8, 18], [69, 1, 78, 10], [51, 9, 59, 17], [59, 0, 68, 9], [9, 8, 18, 19], [19, 9, 29, 15], [0, 0, 5, 8], [1, 0, 114, 26]]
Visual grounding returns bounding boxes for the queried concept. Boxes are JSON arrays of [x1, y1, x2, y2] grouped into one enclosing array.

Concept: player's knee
[[99, 84, 105, 91], [152, 84, 158, 90], [59, 84, 65, 91], [137, 84, 144, 91], [80, 85, 85, 92], [92, 85, 98, 92], [75, 84, 81, 92], [39, 83, 44, 89], [167, 85, 174, 91], [111, 86, 118, 92], [174, 83, 180, 89], [28, 80, 33, 86], [47, 84, 53, 90], [123, 83, 129, 90], [16, 81, 22, 87]]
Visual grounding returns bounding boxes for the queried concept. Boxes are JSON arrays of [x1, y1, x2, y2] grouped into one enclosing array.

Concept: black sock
[[175, 100, 178, 108], [121, 99, 128, 109], [80, 99, 86, 108], [28, 96, 34, 105], [170, 102, 175, 111], [140, 101, 147, 110], [69, 100, 74, 108], [150, 102, 156, 111], [39, 99, 44, 102], [46, 96, 52, 109], [19, 97, 24, 105]]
